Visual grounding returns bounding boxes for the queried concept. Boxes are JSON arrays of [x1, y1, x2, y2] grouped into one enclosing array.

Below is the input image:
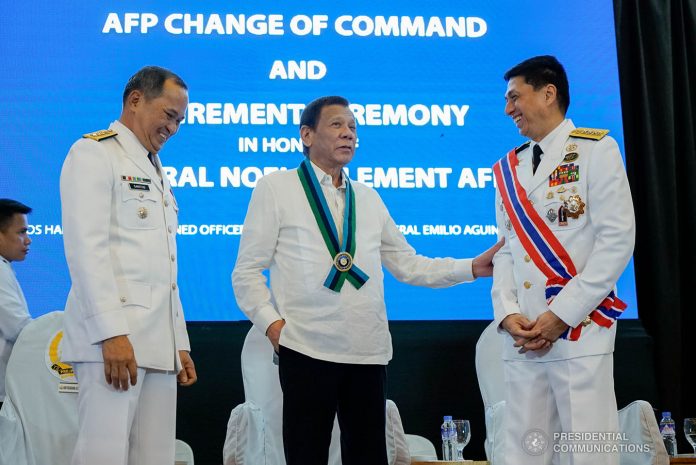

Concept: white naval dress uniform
[[60, 120, 190, 465], [491, 120, 635, 465], [0, 256, 32, 402]]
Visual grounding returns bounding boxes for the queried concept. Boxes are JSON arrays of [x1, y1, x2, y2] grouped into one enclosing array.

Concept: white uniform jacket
[[0, 257, 31, 400], [492, 119, 635, 361], [60, 120, 190, 371]]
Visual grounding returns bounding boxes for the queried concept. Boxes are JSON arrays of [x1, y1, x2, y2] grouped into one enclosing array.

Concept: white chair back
[[617, 400, 669, 465], [404, 433, 437, 461], [240, 325, 282, 409], [175, 438, 195, 465], [474, 320, 506, 463], [474, 321, 505, 408], [386, 400, 411, 465], [0, 311, 77, 465]]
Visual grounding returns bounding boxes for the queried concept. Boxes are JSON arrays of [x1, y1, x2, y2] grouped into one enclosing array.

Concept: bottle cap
[[444, 415, 452, 421], [662, 411, 671, 417]]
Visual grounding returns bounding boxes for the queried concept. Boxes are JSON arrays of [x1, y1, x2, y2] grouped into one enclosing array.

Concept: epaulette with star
[[569, 127, 609, 141], [515, 141, 531, 154], [83, 129, 117, 141]]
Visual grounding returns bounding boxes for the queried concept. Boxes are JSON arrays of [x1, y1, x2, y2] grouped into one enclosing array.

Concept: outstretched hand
[[472, 238, 505, 278]]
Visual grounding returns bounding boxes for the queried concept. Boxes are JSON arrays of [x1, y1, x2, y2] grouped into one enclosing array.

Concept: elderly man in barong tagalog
[[232, 95, 503, 465]]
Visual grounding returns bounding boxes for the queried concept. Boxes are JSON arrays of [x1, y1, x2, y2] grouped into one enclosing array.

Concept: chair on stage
[[404, 433, 438, 461], [223, 325, 411, 465], [0, 311, 78, 465], [474, 320, 506, 465], [474, 320, 669, 465], [617, 400, 668, 465], [175, 438, 195, 465]]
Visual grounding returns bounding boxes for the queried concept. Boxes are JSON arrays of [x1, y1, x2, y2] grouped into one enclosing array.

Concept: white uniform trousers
[[71, 362, 177, 465], [502, 354, 619, 465]]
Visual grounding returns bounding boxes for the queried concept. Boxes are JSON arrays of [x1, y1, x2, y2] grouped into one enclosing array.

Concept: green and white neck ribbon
[[297, 159, 369, 292]]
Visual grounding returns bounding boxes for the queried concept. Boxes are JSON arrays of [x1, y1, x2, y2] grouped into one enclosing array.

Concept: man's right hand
[[501, 314, 540, 347], [102, 335, 137, 391], [266, 319, 285, 352], [501, 314, 554, 353]]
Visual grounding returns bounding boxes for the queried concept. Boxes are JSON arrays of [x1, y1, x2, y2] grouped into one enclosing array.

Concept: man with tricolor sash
[[232, 95, 502, 465], [491, 56, 635, 465]]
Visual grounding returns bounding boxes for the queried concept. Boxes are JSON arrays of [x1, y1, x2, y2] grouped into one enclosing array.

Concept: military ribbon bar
[[297, 159, 369, 292], [493, 148, 625, 341]]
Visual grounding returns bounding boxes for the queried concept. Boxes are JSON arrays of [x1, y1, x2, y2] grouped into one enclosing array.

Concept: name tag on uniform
[[129, 183, 150, 191]]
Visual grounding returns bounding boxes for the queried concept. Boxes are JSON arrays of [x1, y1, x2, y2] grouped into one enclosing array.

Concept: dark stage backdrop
[[613, 0, 696, 454]]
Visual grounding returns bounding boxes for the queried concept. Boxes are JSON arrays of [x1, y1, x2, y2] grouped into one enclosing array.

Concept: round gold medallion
[[334, 252, 353, 272]]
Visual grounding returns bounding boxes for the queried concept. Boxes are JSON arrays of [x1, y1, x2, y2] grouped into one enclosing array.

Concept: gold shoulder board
[[83, 129, 117, 141], [569, 127, 609, 141], [515, 141, 531, 154]]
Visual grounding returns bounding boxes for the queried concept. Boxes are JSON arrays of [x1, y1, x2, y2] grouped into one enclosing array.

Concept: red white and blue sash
[[493, 148, 626, 341]]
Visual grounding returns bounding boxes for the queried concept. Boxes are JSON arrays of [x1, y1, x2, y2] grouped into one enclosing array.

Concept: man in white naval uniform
[[0, 199, 33, 411], [60, 66, 197, 465], [492, 56, 635, 465]]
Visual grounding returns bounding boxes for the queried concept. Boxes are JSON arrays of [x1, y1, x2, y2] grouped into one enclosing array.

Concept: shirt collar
[[110, 120, 150, 160], [309, 160, 347, 190], [536, 119, 571, 156]]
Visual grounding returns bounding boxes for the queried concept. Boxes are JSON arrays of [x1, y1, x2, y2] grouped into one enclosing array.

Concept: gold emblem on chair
[[45, 330, 77, 383]]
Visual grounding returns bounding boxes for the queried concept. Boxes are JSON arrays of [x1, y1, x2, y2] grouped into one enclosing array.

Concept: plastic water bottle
[[659, 411, 678, 456], [441, 415, 456, 460]]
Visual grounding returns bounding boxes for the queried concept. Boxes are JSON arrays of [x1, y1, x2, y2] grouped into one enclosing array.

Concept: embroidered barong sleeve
[[491, 189, 521, 327], [377, 195, 474, 287], [548, 137, 635, 328], [61, 140, 128, 343], [232, 177, 282, 334]]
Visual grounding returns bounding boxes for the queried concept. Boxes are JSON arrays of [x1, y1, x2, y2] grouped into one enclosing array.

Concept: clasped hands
[[501, 311, 569, 353]]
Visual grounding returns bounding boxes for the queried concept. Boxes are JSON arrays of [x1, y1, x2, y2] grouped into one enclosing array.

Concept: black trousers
[[278, 346, 388, 465]]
